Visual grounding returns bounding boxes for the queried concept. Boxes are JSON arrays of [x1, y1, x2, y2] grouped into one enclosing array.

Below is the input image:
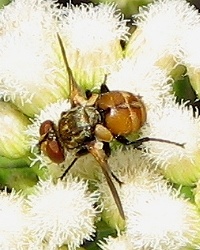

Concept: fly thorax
[[58, 106, 101, 149]]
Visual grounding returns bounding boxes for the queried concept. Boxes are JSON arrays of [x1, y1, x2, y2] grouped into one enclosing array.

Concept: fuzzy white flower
[[0, 0, 68, 116], [125, 183, 200, 250], [177, 25, 200, 70], [175, 25, 200, 97], [98, 149, 200, 249], [0, 189, 37, 249], [0, 0, 129, 113], [135, 0, 199, 46], [61, 3, 128, 53], [97, 149, 164, 229], [141, 97, 200, 185], [0, 101, 30, 158], [26, 177, 99, 250], [126, 0, 200, 73], [106, 58, 172, 110], [59, 3, 129, 89], [98, 234, 134, 250]]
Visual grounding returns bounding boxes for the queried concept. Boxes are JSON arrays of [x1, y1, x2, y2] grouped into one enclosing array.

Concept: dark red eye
[[45, 140, 65, 164], [39, 120, 54, 136]]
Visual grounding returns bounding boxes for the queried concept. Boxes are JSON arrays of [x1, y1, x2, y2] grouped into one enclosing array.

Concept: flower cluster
[[0, 177, 99, 249], [1, 0, 200, 249]]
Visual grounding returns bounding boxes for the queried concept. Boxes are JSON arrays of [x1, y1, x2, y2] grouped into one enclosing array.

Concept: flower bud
[[0, 102, 30, 158], [0, 0, 68, 116], [141, 97, 200, 185], [59, 3, 129, 89], [26, 177, 99, 249], [125, 0, 200, 76]]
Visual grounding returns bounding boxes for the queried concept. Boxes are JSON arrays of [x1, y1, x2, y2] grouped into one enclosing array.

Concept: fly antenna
[[57, 33, 80, 105]]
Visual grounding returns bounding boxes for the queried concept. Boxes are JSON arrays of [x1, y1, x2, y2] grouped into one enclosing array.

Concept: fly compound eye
[[38, 119, 65, 164], [45, 140, 65, 164], [39, 120, 54, 136]]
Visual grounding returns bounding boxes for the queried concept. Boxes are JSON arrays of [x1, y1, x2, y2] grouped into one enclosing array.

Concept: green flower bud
[[162, 153, 200, 186], [0, 101, 30, 158], [142, 98, 200, 186], [187, 68, 200, 98]]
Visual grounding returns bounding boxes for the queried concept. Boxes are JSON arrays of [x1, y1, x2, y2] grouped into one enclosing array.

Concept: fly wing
[[57, 33, 85, 107], [100, 161, 125, 220], [87, 142, 125, 219]]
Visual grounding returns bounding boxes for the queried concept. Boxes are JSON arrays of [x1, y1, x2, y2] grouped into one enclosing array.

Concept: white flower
[[98, 234, 134, 250], [175, 25, 200, 97], [0, 189, 37, 249], [97, 149, 162, 229], [0, 101, 30, 158], [98, 149, 200, 249], [177, 25, 200, 70], [0, 0, 129, 114], [126, 0, 200, 74], [61, 3, 128, 54], [26, 177, 99, 250], [127, 0, 200, 55], [59, 3, 129, 89], [0, 0, 67, 116], [106, 58, 172, 109], [141, 97, 200, 185], [125, 182, 200, 250]]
